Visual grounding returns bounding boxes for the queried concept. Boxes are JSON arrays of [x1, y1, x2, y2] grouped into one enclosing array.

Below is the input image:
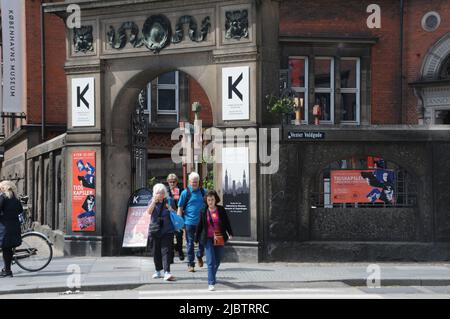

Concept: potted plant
[[266, 94, 295, 125]]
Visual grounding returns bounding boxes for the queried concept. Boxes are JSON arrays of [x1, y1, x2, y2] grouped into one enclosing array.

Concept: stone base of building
[[223, 241, 260, 263], [265, 241, 450, 262], [63, 236, 103, 257]]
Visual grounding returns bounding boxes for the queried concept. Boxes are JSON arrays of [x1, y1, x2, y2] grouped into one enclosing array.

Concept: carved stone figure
[[73, 26, 94, 53], [171, 15, 211, 43], [225, 10, 249, 40], [107, 22, 143, 49], [142, 15, 172, 53]]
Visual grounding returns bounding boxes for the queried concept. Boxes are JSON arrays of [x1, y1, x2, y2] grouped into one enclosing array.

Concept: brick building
[[3, 0, 450, 261]]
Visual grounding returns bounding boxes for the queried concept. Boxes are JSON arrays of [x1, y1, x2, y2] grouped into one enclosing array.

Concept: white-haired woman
[[146, 183, 175, 281], [0, 181, 23, 278]]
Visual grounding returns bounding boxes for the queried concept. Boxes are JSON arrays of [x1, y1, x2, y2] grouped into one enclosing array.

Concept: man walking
[[177, 172, 206, 272]]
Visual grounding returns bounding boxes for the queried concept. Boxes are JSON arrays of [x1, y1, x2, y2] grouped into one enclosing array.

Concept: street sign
[[287, 131, 325, 140], [72, 77, 95, 127], [222, 66, 249, 121]]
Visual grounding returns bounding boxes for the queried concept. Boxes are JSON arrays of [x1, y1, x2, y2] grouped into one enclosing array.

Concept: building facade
[[5, 0, 450, 261]]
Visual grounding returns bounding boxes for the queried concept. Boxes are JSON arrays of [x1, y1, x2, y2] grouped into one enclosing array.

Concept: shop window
[[311, 156, 417, 209], [340, 58, 360, 123], [289, 57, 308, 122], [434, 109, 450, 125]]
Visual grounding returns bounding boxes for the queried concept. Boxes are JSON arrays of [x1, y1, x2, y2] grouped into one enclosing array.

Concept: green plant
[[203, 171, 215, 190], [266, 94, 295, 114]]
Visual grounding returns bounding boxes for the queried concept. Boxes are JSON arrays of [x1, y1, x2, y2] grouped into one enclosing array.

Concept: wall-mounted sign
[[122, 188, 152, 248], [222, 66, 249, 121], [1, 0, 26, 113], [331, 169, 395, 204], [72, 77, 95, 127], [287, 131, 325, 140], [222, 146, 251, 236], [72, 151, 96, 232]]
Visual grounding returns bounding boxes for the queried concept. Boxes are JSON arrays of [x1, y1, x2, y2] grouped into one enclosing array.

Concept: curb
[[2, 279, 450, 295]]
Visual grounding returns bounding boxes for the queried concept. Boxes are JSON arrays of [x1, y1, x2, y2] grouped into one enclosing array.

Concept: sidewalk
[[2, 257, 450, 295]]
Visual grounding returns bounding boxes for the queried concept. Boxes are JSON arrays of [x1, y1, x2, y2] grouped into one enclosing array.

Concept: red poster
[[72, 151, 96, 232], [122, 207, 151, 248], [331, 169, 395, 204]]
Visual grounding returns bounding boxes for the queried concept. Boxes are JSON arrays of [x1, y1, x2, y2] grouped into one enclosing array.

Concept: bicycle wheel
[[14, 232, 53, 272]]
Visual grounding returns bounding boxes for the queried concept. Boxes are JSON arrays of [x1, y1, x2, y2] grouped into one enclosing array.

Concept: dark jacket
[[150, 200, 174, 238], [195, 205, 233, 245], [0, 193, 23, 248]]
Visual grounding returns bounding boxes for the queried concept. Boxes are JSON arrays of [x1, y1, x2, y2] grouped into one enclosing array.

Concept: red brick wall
[[188, 75, 213, 126], [25, 0, 67, 131], [280, 0, 450, 125]]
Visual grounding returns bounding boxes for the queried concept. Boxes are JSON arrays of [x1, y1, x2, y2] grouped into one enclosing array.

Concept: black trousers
[[153, 233, 173, 273], [2, 247, 14, 272]]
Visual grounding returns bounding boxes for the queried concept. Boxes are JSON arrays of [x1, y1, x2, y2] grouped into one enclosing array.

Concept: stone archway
[[102, 53, 217, 255], [420, 32, 450, 81]]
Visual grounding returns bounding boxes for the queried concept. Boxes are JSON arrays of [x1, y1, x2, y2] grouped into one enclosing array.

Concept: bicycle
[[2, 195, 54, 272]]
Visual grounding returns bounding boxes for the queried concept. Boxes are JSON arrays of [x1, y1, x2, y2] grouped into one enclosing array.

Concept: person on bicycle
[[0, 181, 23, 278]]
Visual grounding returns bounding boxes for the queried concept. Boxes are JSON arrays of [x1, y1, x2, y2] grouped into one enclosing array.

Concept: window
[[340, 58, 360, 123], [434, 109, 450, 125], [289, 57, 308, 122], [314, 57, 334, 123], [146, 71, 180, 122], [311, 156, 417, 209]]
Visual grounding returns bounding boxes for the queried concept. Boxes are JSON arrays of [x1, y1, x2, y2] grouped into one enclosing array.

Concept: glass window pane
[[158, 89, 176, 111], [341, 93, 357, 122], [341, 59, 357, 89], [158, 72, 176, 84], [314, 59, 331, 88], [289, 58, 306, 88], [314, 93, 331, 121]]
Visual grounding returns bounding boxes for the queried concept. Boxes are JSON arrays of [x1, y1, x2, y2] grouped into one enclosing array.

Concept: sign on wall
[[122, 188, 152, 248], [1, 0, 26, 113], [331, 169, 395, 205], [222, 146, 251, 236], [72, 151, 96, 232], [222, 66, 249, 121], [72, 77, 95, 127]]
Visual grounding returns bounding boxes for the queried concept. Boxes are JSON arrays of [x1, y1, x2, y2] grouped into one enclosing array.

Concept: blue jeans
[[205, 238, 225, 285], [185, 224, 204, 267]]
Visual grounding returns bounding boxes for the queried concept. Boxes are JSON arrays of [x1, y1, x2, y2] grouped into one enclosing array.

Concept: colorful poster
[[331, 169, 395, 204], [122, 188, 152, 248], [72, 151, 96, 232]]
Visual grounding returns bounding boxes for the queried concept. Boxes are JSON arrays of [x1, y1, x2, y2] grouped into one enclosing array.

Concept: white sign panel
[[222, 66, 249, 120], [72, 78, 95, 127], [1, 0, 26, 113]]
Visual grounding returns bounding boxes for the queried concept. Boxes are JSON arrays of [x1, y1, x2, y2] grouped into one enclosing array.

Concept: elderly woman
[[0, 181, 23, 278], [146, 183, 175, 281], [166, 173, 185, 262]]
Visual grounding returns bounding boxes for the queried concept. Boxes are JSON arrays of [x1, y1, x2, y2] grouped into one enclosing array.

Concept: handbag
[[170, 211, 184, 232], [149, 201, 164, 235], [208, 209, 225, 246]]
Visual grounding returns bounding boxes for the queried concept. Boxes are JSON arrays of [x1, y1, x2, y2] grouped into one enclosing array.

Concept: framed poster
[[222, 66, 249, 120], [72, 151, 96, 232], [72, 77, 95, 127], [331, 169, 395, 204], [122, 188, 152, 248], [222, 146, 251, 236]]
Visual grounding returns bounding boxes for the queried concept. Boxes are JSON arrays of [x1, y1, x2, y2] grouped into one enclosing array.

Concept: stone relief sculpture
[[106, 14, 211, 52], [225, 9, 249, 40], [171, 15, 211, 43], [73, 25, 94, 53], [107, 21, 144, 49]]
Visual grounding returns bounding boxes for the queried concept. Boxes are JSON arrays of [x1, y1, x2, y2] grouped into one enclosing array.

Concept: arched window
[[311, 156, 417, 209], [439, 55, 450, 80]]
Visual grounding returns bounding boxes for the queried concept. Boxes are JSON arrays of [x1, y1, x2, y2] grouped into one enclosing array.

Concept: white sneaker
[[164, 272, 176, 281], [208, 285, 215, 291], [152, 271, 162, 279]]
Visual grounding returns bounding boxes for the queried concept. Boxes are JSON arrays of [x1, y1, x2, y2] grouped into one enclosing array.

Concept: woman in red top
[[195, 190, 233, 291]]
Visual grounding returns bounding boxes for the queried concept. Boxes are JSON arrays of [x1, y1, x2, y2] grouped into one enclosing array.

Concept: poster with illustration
[[122, 188, 152, 248], [331, 169, 395, 204], [72, 151, 96, 232]]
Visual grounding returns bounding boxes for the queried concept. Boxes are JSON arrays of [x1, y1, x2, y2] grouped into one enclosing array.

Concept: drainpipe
[[399, 0, 405, 124], [40, 2, 46, 142]]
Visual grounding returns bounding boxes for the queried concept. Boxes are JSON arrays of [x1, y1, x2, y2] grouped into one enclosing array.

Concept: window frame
[[289, 56, 309, 124], [314, 57, 335, 124], [340, 57, 361, 124]]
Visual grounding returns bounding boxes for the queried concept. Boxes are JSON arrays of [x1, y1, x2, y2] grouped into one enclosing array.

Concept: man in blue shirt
[[177, 172, 206, 272]]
